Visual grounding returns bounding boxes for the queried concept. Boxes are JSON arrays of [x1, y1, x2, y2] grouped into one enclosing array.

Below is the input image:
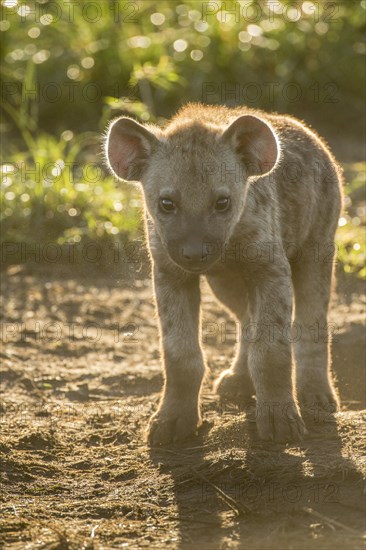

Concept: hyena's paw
[[298, 379, 339, 421], [214, 369, 255, 405], [256, 400, 306, 443], [147, 402, 201, 446]]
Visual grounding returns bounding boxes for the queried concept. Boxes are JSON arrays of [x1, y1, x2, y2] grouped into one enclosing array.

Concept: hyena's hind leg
[[291, 246, 339, 419], [215, 334, 256, 406], [206, 273, 255, 405]]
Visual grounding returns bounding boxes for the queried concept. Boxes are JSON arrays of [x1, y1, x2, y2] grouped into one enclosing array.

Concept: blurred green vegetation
[[337, 163, 366, 279], [0, 0, 365, 276]]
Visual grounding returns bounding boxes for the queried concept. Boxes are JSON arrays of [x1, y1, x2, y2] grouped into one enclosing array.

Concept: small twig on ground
[[168, 515, 220, 526], [189, 466, 251, 517], [91, 524, 99, 539], [151, 447, 191, 459], [301, 507, 364, 536]]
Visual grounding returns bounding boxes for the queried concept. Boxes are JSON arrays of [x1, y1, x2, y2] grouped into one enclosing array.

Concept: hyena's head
[[105, 113, 279, 273]]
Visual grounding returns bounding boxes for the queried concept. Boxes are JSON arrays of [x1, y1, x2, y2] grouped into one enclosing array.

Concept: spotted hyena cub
[[105, 103, 343, 444]]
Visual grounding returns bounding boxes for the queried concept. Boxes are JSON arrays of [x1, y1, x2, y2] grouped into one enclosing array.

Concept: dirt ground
[[0, 263, 365, 550]]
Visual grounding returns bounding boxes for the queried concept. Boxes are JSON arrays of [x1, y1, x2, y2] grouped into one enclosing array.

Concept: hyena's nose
[[181, 243, 207, 263]]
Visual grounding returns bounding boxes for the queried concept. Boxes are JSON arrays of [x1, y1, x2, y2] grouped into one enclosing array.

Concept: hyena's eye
[[215, 197, 231, 212], [159, 198, 176, 213]]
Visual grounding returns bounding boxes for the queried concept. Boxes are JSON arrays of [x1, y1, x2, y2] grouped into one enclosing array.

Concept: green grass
[[336, 163, 366, 279], [1, 1, 364, 274], [2, 147, 365, 278], [1, 131, 142, 249]]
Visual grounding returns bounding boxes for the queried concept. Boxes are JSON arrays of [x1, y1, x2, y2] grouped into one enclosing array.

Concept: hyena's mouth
[[185, 265, 208, 273], [179, 259, 220, 274]]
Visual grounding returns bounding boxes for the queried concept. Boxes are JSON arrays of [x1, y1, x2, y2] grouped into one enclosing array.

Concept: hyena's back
[[268, 112, 343, 245]]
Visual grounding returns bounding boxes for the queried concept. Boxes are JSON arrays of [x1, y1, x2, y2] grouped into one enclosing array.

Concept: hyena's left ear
[[105, 117, 159, 182], [221, 115, 280, 177]]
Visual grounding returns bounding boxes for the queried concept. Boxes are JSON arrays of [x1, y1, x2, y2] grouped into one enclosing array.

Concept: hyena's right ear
[[105, 117, 159, 181]]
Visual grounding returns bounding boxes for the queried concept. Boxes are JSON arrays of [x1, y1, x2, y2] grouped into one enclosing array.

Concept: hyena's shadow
[[149, 410, 364, 547], [148, 421, 228, 548]]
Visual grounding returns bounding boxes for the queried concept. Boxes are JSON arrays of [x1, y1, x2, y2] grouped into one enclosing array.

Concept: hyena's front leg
[[248, 269, 306, 442], [147, 267, 205, 445]]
